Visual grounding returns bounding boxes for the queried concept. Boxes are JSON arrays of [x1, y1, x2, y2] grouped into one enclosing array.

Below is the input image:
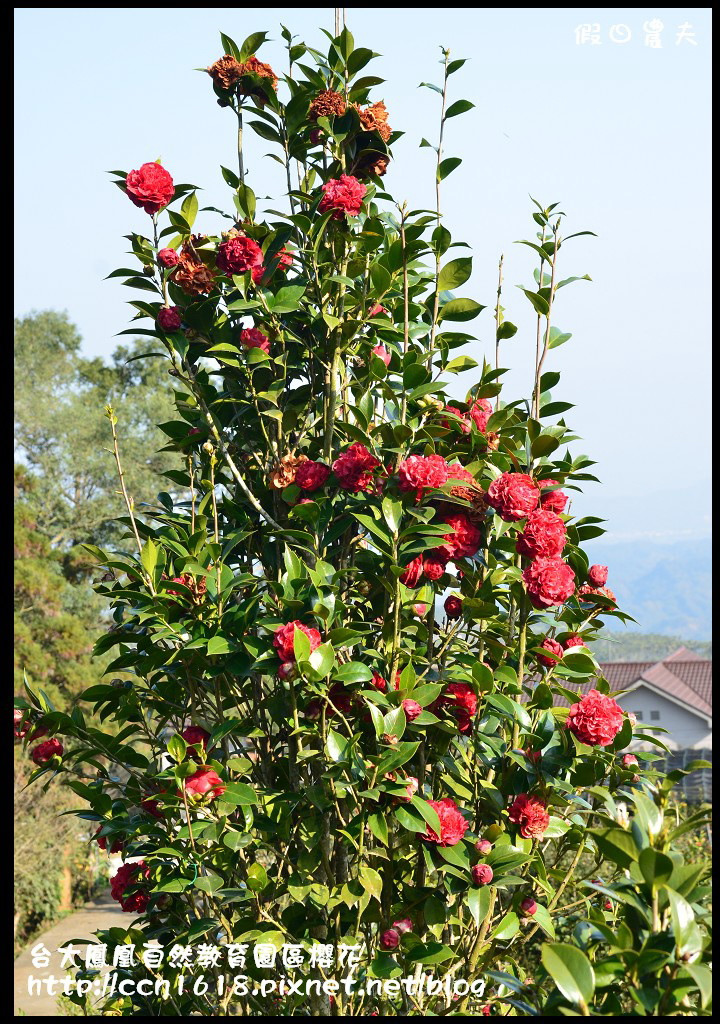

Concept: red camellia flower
[[472, 864, 494, 886], [141, 796, 164, 819], [443, 405, 472, 434], [371, 344, 391, 367], [508, 793, 550, 839], [440, 682, 478, 734], [537, 636, 564, 668], [399, 554, 424, 588], [444, 595, 463, 619], [486, 474, 536, 521], [486, 472, 540, 521], [251, 246, 293, 284], [520, 896, 538, 916], [516, 509, 566, 559], [369, 303, 388, 317], [125, 162, 175, 214], [421, 798, 469, 847], [183, 767, 226, 802], [522, 556, 576, 609], [470, 399, 493, 433], [295, 460, 331, 492], [423, 555, 447, 581], [438, 512, 483, 561], [31, 738, 63, 765], [476, 839, 493, 854], [181, 726, 210, 759], [538, 478, 568, 514], [332, 442, 381, 492], [110, 861, 151, 913], [371, 672, 388, 693], [216, 235, 264, 276], [397, 454, 450, 500], [273, 621, 322, 662], [326, 684, 353, 717], [412, 603, 427, 617], [393, 917, 413, 934], [442, 399, 492, 434], [564, 634, 585, 649], [318, 174, 367, 219], [239, 327, 270, 353], [94, 826, 123, 855], [567, 689, 624, 746], [401, 699, 423, 721], [158, 247, 180, 268], [156, 306, 182, 331], [622, 753, 638, 767], [588, 564, 609, 586], [380, 927, 400, 950]]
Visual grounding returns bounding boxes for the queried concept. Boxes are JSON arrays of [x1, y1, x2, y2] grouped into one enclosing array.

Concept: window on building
[[633, 711, 643, 720], [650, 710, 660, 721]]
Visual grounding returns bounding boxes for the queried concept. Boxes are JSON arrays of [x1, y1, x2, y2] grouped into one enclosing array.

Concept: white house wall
[[616, 684, 712, 751]]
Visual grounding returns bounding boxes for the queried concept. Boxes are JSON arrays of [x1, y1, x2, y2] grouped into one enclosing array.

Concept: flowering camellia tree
[[17, 25, 711, 1018]]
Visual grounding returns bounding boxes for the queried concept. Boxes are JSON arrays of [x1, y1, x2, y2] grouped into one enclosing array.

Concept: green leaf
[[664, 887, 704, 958], [437, 157, 462, 181], [239, 31, 269, 62], [438, 257, 472, 291], [326, 729, 350, 762], [497, 321, 518, 341], [405, 943, 455, 965], [468, 885, 491, 927], [308, 642, 335, 678], [180, 191, 198, 229], [140, 538, 157, 577], [638, 848, 674, 890], [541, 943, 595, 1008], [359, 866, 383, 902], [491, 910, 520, 942], [589, 827, 639, 870], [269, 285, 306, 314], [522, 289, 550, 317], [438, 298, 485, 322], [247, 862, 269, 892], [445, 99, 475, 118], [367, 812, 389, 846], [631, 792, 663, 839]]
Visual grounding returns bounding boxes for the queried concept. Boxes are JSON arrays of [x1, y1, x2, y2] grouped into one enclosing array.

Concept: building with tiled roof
[[554, 647, 712, 751]]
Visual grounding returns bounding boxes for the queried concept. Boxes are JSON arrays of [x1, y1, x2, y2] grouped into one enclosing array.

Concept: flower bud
[[380, 927, 400, 950], [520, 896, 537, 916], [471, 864, 494, 886]]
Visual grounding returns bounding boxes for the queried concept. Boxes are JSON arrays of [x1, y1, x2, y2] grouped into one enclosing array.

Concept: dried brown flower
[[172, 251, 215, 297], [356, 154, 390, 178], [309, 89, 347, 120], [269, 453, 309, 490], [239, 56, 278, 93], [207, 55, 244, 90], [357, 101, 392, 142]]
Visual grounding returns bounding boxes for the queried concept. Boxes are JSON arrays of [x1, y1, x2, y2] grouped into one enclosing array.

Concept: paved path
[[14, 895, 133, 1016]]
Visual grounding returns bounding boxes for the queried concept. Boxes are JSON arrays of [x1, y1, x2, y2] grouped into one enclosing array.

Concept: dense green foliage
[[18, 26, 711, 1017], [14, 312, 177, 944]]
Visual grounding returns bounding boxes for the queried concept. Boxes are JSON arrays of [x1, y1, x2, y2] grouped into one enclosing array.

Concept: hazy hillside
[[584, 538, 711, 640], [589, 632, 711, 663]]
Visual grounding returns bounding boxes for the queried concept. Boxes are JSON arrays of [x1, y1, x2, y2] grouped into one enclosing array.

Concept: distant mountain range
[[584, 537, 711, 640]]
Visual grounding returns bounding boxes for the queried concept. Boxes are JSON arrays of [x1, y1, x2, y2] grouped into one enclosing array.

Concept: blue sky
[[14, 8, 711, 540]]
